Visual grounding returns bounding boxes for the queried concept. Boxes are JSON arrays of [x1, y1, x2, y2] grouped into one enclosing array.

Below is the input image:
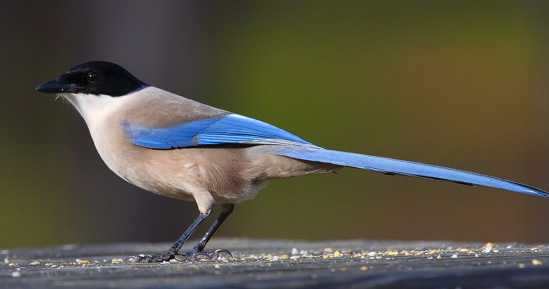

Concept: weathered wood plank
[[2, 239, 549, 288]]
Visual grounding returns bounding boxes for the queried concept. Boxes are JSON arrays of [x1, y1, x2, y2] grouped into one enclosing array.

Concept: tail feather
[[272, 146, 548, 197]]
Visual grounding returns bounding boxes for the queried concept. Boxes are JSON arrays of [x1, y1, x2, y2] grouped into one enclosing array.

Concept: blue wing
[[122, 113, 312, 149], [122, 113, 548, 197]]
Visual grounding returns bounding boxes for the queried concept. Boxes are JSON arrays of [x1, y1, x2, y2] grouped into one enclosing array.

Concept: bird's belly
[[91, 133, 261, 203]]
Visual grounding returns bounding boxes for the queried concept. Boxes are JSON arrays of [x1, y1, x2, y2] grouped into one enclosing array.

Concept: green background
[[2, 1, 549, 249]]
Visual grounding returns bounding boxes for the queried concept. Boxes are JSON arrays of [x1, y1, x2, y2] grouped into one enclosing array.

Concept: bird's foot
[[124, 249, 232, 263], [174, 249, 233, 262], [124, 252, 176, 263]]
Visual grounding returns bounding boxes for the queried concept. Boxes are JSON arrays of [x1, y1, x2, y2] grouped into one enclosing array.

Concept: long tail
[[272, 146, 548, 197]]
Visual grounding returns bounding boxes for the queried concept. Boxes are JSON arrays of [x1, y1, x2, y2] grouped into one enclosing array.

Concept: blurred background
[[2, 1, 549, 249]]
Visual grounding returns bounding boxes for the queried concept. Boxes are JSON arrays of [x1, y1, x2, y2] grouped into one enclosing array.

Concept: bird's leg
[[175, 203, 235, 261], [193, 204, 234, 253], [126, 208, 212, 263]]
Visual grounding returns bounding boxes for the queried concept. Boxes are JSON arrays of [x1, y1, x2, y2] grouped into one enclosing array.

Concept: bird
[[36, 61, 548, 262]]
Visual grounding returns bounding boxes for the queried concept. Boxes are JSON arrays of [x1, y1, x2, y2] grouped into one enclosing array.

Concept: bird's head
[[36, 61, 148, 97], [36, 61, 150, 122]]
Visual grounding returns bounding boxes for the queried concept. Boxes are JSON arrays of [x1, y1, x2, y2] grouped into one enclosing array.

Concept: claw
[[212, 249, 233, 259], [191, 251, 212, 261], [124, 252, 175, 263], [125, 249, 233, 263], [173, 253, 192, 262], [173, 249, 234, 262]]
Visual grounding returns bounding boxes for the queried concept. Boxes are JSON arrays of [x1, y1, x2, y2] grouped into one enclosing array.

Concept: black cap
[[36, 61, 149, 96]]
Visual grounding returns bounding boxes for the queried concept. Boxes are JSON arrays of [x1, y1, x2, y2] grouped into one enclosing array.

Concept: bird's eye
[[87, 72, 99, 84]]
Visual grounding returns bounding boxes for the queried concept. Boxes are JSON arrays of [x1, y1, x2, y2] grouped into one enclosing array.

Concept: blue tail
[[272, 146, 548, 197]]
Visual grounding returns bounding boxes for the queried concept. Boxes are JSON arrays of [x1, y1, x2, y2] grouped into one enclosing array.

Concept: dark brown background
[[2, 0, 549, 249]]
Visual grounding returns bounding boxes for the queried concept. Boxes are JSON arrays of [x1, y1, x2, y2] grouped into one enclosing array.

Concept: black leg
[[127, 209, 211, 263], [192, 203, 235, 253]]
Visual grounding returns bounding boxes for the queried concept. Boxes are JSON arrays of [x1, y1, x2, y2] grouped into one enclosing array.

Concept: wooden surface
[[2, 238, 549, 288]]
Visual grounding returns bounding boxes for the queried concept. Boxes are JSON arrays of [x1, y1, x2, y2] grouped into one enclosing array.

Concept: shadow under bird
[[36, 61, 548, 262]]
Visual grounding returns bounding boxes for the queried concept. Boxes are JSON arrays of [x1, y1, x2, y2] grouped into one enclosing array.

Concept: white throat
[[58, 92, 129, 126]]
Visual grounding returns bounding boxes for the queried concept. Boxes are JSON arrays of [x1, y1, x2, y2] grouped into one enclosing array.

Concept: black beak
[[36, 78, 81, 93]]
